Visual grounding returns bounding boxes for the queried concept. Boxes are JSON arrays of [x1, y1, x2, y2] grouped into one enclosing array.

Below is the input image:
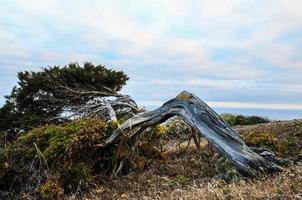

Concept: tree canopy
[[0, 62, 130, 135]]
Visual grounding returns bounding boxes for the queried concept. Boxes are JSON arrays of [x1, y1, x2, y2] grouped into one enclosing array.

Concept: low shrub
[[0, 119, 171, 198], [215, 156, 240, 182], [238, 119, 302, 158], [38, 175, 65, 200], [0, 119, 119, 198], [220, 113, 270, 126]]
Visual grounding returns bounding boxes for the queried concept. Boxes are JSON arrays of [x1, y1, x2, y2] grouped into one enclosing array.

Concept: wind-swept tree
[[0, 62, 138, 136], [0, 63, 284, 181]]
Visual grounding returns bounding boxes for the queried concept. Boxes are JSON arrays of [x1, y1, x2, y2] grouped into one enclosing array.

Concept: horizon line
[[137, 99, 302, 111]]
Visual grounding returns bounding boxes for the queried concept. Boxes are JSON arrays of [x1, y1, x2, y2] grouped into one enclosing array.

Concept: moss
[[176, 92, 191, 101], [38, 176, 65, 200]]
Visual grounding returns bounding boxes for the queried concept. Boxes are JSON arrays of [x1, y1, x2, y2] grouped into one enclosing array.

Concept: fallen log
[[103, 91, 283, 176]]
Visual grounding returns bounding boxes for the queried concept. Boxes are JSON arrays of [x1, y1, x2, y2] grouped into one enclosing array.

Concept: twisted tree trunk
[[102, 91, 283, 176]]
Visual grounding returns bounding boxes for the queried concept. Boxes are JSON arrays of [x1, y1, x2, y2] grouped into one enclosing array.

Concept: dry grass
[[86, 119, 302, 200], [1, 119, 301, 199], [89, 150, 301, 200]]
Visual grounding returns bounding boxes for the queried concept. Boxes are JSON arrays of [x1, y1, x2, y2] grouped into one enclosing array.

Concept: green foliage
[[137, 124, 168, 158], [0, 117, 145, 198], [38, 176, 65, 200], [173, 175, 187, 184], [12, 62, 128, 109], [61, 163, 93, 193], [7, 120, 82, 167], [0, 100, 38, 142], [246, 115, 270, 125], [215, 156, 240, 182], [0, 62, 128, 136], [0, 119, 118, 195], [216, 156, 233, 173], [224, 169, 240, 182], [144, 124, 168, 140], [220, 113, 270, 126], [241, 131, 299, 157], [242, 131, 278, 150], [0, 101, 16, 134]]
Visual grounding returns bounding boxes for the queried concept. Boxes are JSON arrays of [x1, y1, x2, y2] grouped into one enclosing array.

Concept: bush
[[0, 119, 119, 197], [0, 118, 171, 198], [38, 176, 65, 200], [215, 156, 240, 182], [0, 62, 129, 140], [220, 113, 269, 126], [242, 131, 278, 151]]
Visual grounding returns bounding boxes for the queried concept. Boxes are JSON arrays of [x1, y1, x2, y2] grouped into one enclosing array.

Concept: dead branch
[[102, 91, 283, 176]]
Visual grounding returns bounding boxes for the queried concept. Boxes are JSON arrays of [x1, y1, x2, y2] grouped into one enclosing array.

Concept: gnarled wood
[[103, 91, 282, 176], [70, 94, 139, 121]]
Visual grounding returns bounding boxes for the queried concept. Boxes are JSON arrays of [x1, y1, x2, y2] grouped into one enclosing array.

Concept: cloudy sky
[[1, 0, 302, 119]]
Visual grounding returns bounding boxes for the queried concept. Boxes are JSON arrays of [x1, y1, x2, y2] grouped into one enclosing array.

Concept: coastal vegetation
[[0, 63, 300, 199]]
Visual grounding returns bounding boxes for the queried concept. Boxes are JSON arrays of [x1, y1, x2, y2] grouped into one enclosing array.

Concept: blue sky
[[0, 0, 302, 119]]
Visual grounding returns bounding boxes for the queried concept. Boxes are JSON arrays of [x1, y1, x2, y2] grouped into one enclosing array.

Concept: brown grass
[[92, 164, 301, 200], [2, 119, 301, 199], [86, 119, 302, 200]]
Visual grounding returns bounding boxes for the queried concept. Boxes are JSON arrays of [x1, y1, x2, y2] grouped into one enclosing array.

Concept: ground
[[87, 119, 302, 200], [1, 119, 301, 199]]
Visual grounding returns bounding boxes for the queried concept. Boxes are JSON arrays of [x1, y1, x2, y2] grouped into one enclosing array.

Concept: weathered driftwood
[[70, 94, 139, 121], [103, 91, 282, 176]]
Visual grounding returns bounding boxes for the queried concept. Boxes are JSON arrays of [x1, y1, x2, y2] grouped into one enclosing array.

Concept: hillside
[[90, 119, 302, 200], [0, 119, 301, 199]]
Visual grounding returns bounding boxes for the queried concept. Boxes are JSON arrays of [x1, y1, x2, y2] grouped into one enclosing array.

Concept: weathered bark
[[61, 94, 139, 121], [103, 91, 283, 176]]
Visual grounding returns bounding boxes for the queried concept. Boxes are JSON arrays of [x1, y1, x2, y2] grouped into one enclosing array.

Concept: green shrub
[[220, 113, 269, 126], [215, 156, 240, 182], [38, 175, 65, 200], [246, 116, 270, 125], [0, 62, 129, 138], [242, 131, 278, 150], [173, 175, 187, 184], [0, 119, 118, 195], [61, 163, 93, 192], [241, 131, 299, 157], [0, 118, 170, 197]]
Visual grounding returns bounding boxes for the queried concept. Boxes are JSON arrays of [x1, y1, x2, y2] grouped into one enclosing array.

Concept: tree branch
[[102, 91, 283, 176]]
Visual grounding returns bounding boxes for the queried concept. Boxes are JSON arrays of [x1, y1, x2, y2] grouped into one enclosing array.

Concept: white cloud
[[1, 0, 301, 75], [0, 0, 302, 118]]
